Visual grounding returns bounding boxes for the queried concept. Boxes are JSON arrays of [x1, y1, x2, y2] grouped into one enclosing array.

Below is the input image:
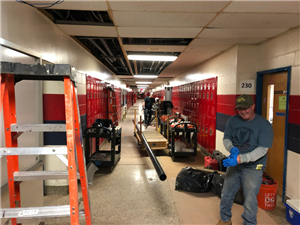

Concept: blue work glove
[[230, 147, 239, 156], [223, 154, 239, 167]]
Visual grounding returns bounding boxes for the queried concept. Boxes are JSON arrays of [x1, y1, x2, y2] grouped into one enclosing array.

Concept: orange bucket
[[257, 180, 278, 210]]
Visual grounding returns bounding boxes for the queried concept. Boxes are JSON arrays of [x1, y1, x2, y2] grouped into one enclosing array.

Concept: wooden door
[[261, 72, 288, 197]]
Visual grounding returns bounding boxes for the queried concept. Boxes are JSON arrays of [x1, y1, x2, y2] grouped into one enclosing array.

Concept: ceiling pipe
[[157, 61, 167, 74], [88, 39, 118, 72], [88, 39, 113, 63], [150, 61, 155, 71], [154, 61, 161, 72], [100, 38, 116, 62], [139, 61, 143, 73], [119, 58, 129, 73]]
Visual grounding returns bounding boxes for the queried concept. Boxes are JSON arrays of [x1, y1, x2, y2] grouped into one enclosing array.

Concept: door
[[261, 71, 288, 197]]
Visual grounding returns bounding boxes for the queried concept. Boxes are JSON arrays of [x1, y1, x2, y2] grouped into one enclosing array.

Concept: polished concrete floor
[[44, 100, 289, 225]]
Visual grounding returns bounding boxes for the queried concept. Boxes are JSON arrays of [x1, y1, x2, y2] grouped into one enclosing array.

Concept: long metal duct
[[132, 120, 167, 181]]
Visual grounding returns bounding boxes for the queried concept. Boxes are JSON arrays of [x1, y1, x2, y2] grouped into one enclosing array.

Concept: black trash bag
[[211, 173, 225, 197], [175, 167, 215, 193], [210, 173, 244, 205]]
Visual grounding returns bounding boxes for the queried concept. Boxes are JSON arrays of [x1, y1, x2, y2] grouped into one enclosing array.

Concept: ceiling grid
[[40, 0, 300, 90]]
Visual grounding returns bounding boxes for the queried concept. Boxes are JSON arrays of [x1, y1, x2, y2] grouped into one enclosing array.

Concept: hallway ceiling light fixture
[[128, 55, 177, 61], [134, 75, 158, 78], [136, 82, 152, 84], [137, 85, 149, 87]]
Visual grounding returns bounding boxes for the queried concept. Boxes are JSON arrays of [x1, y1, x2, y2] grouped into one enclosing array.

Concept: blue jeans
[[220, 165, 263, 225], [144, 109, 152, 125]]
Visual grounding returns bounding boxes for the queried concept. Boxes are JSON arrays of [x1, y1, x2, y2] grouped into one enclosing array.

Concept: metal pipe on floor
[[132, 119, 167, 181]]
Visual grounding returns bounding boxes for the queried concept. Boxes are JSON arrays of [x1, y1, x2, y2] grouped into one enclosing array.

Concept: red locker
[[97, 81, 100, 118], [207, 80, 212, 119], [205, 116, 210, 150], [86, 76, 91, 128], [211, 78, 217, 120], [210, 119, 216, 153]]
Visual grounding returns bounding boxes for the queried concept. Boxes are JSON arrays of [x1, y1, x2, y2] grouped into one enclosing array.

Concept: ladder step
[[11, 124, 66, 132], [14, 171, 80, 181], [0, 205, 84, 219], [0, 147, 67, 156]]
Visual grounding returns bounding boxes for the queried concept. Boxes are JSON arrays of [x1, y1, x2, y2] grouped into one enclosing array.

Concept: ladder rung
[[13, 171, 80, 181], [0, 205, 84, 219], [0, 147, 67, 156], [11, 124, 66, 132]]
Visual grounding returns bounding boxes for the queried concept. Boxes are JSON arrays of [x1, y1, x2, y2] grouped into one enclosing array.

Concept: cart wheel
[[172, 156, 175, 162]]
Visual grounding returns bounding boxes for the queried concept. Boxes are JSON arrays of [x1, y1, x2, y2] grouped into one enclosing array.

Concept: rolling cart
[[169, 121, 197, 161], [159, 115, 184, 139], [84, 119, 122, 171]]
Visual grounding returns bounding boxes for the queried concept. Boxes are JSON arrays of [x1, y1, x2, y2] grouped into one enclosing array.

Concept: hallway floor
[[44, 100, 288, 225]]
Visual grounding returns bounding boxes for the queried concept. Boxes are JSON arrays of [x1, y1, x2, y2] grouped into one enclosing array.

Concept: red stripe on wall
[[289, 95, 300, 125], [43, 94, 65, 121], [43, 94, 87, 121], [78, 94, 86, 106], [79, 105, 86, 115], [217, 94, 256, 116], [289, 95, 300, 110], [217, 94, 299, 125]]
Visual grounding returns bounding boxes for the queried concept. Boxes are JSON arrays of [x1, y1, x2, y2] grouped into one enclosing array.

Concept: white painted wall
[[170, 46, 238, 95], [168, 27, 300, 199], [0, 1, 126, 220], [257, 27, 300, 199]]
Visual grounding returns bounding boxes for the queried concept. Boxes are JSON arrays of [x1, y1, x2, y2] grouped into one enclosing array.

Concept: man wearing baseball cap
[[217, 94, 274, 225]]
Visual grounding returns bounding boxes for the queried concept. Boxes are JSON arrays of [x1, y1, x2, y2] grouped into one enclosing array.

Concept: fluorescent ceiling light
[[137, 85, 149, 87], [128, 55, 177, 61], [136, 82, 152, 84], [134, 75, 158, 78]]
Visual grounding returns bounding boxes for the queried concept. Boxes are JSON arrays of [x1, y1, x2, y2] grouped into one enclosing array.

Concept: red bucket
[[257, 180, 278, 210]]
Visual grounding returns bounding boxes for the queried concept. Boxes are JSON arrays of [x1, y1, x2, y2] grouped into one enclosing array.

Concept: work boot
[[216, 219, 232, 225]]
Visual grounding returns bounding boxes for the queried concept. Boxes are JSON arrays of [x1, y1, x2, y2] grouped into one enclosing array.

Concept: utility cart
[[169, 121, 197, 161], [159, 115, 184, 139], [84, 119, 122, 171]]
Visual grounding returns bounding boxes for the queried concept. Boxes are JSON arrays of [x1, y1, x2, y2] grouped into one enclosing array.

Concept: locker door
[[97, 81, 100, 118], [195, 82, 199, 125], [86, 76, 91, 128], [210, 119, 216, 153], [211, 79, 216, 120]]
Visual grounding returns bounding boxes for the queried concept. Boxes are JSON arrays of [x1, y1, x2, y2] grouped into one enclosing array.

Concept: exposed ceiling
[[37, 1, 300, 90]]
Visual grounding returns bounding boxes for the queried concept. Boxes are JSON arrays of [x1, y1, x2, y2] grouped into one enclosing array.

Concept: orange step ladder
[[107, 86, 118, 126], [0, 62, 92, 225]]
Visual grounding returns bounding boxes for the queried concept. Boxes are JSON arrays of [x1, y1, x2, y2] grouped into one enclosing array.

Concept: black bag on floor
[[175, 167, 215, 193], [211, 173, 225, 197], [210, 173, 244, 205]]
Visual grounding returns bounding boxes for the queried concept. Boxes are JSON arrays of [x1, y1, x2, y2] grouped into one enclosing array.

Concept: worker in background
[[153, 97, 163, 125], [217, 94, 274, 225], [142, 92, 155, 127]]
